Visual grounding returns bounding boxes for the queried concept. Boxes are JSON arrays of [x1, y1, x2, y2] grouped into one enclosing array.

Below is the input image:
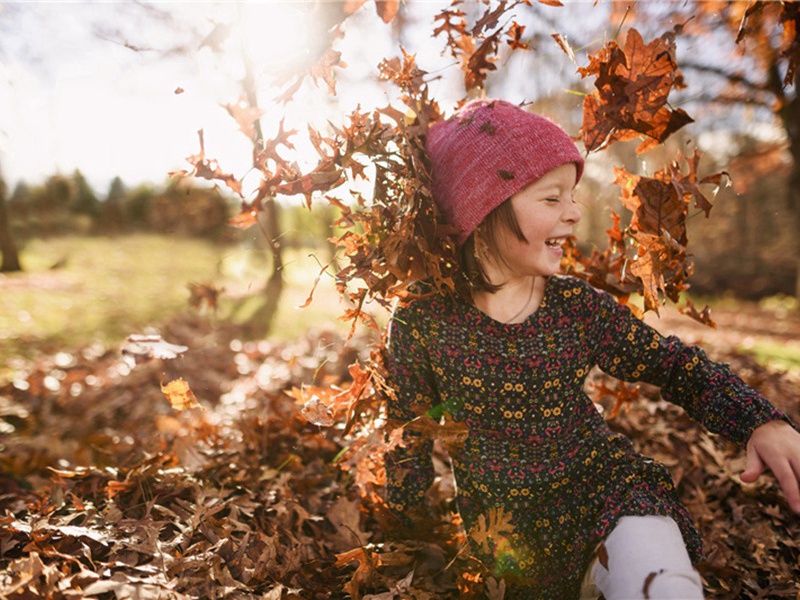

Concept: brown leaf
[[161, 378, 202, 411], [468, 506, 515, 554], [552, 32, 577, 64], [222, 96, 264, 141], [578, 27, 693, 152], [374, 0, 399, 23]]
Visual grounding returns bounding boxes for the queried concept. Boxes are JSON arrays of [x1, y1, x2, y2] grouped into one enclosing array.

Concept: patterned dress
[[385, 275, 789, 599]]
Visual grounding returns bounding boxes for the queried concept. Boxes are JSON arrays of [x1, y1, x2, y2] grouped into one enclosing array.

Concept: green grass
[[746, 340, 800, 373], [0, 235, 369, 381], [1, 235, 222, 362]]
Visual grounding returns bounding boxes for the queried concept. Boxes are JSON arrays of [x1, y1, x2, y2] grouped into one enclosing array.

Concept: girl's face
[[492, 163, 581, 280]]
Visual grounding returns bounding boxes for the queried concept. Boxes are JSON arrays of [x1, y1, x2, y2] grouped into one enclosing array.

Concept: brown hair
[[458, 198, 527, 296]]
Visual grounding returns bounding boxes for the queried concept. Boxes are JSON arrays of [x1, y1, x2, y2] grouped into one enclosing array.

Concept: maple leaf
[[161, 378, 202, 411], [578, 27, 693, 152], [121, 335, 188, 365]]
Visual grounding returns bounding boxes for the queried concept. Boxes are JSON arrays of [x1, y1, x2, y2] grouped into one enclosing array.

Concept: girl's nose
[[564, 199, 582, 224]]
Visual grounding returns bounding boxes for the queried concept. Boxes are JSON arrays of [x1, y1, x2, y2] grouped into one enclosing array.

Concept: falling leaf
[[161, 378, 202, 411], [187, 282, 223, 313], [300, 395, 335, 427], [578, 27, 693, 153], [121, 335, 188, 365], [552, 32, 577, 65]]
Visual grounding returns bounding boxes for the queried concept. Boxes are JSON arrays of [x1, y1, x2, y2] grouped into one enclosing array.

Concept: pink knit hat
[[426, 99, 584, 246]]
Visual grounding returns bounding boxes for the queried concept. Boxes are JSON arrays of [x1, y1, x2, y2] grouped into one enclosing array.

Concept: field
[[0, 234, 356, 380], [2, 234, 800, 598]]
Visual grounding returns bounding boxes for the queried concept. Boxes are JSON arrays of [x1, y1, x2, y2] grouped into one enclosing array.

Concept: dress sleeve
[[587, 284, 791, 446], [384, 301, 437, 526]]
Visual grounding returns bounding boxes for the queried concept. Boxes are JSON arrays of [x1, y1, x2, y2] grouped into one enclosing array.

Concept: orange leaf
[[228, 206, 260, 230], [374, 0, 399, 23], [161, 378, 202, 411]]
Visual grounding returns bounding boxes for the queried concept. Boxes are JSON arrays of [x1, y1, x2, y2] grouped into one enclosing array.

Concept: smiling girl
[[384, 99, 800, 599]]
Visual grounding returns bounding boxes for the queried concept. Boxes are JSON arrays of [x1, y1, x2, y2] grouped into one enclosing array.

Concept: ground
[[1, 283, 799, 598]]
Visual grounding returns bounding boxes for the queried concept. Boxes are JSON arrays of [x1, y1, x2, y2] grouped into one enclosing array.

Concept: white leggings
[[580, 516, 705, 600]]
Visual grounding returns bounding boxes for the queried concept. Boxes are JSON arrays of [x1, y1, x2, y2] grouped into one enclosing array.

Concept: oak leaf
[[468, 506, 515, 555]]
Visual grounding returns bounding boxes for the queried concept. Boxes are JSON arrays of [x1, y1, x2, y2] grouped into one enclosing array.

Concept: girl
[[384, 99, 800, 599]]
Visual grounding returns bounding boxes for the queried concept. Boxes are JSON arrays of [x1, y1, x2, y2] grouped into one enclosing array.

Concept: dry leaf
[[121, 335, 188, 365], [161, 378, 202, 411]]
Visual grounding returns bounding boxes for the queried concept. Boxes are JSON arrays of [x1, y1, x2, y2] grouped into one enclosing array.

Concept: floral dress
[[385, 275, 789, 599]]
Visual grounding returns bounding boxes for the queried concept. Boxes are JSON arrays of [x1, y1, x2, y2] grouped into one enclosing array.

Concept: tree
[[101, 176, 126, 231], [70, 169, 100, 219], [618, 1, 800, 301], [0, 171, 22, 272]]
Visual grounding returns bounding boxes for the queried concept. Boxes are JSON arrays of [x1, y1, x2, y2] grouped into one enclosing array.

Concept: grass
[[747, 341, 800, 373], [0, 234, 366, 381]]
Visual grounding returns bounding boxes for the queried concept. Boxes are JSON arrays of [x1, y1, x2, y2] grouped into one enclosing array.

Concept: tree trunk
[[780, 81, 800, 304], [238, 5, 284, 336], [0, 193, 22, 272]]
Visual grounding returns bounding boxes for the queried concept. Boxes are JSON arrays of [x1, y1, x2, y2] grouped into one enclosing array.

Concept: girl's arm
[[586, 282, 800, 512], [384, 302, 438, 527]]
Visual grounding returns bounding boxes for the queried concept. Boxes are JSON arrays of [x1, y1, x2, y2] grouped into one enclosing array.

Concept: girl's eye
[[545, 197, 560, 204]]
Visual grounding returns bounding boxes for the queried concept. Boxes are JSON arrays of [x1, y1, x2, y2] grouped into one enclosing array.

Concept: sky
[[0, 2, 408, 195], [0, 1, 783, 200], [0, 0, 604, 198]]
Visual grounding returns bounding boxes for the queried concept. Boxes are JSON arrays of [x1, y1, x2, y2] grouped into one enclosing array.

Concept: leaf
[[171, 129, 243, 196], [335, 547, 381, 599], [679, 299, 716, 328], [121, 335, 188, 365], [222, 96, 264, 141], [374, 0, 399, 23], [187, 281, 223, 312], [228, 205, 261, 230], [507, 21, 529, 50], [300, 395, 335, 427], [578, 27, 693, 152], [552, 32, 577, 65], [161, 378, 202, 411], [468, 506, 515, 554]]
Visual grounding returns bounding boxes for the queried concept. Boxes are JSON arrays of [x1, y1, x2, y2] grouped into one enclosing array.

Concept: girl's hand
[[741, 419, 800, 513]]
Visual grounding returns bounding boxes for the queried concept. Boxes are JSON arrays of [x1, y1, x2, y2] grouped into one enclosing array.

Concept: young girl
[[384, 99, 800, 599]]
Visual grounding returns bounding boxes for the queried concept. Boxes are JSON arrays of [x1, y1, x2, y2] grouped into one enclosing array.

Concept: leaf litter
[[0, 310, 798, 599]]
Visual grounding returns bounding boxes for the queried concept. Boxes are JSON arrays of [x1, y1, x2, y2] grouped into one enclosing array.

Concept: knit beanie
[[426, 98, 584, 246]]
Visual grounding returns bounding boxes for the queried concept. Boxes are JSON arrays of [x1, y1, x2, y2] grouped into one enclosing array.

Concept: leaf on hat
[[497, 169, 515, 180]]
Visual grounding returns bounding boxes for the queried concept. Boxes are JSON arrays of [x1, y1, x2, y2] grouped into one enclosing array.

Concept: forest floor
[[1, 296, 799, 599]]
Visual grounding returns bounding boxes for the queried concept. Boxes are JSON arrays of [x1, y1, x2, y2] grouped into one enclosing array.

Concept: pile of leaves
[[1, 311, 800, 599]]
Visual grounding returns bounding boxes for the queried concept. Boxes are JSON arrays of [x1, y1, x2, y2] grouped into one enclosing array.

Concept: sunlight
[[238, 2, 313, 76]]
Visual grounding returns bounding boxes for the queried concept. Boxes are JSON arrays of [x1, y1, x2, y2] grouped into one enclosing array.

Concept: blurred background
[[1, 1, 797, 375]]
